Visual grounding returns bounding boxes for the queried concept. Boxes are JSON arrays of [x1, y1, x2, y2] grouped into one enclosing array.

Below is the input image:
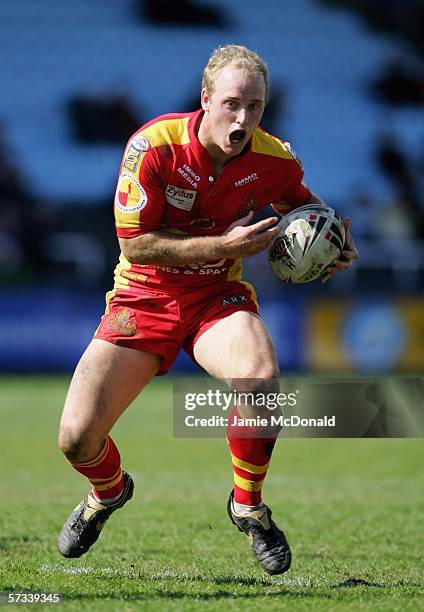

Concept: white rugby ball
[[268, 205, 345, 283]]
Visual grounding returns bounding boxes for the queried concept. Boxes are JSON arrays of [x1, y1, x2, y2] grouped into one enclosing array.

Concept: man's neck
[[197, 114, 230, 176]]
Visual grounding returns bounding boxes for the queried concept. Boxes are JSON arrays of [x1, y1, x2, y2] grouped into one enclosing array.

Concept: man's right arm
[[119, 212, 279, 266]]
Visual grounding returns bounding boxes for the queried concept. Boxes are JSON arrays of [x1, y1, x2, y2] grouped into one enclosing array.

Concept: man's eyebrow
[[224, 96, 264, 102]]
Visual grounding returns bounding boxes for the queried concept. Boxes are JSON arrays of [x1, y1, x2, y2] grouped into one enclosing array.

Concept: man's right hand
[[220, 211, 279, 258]]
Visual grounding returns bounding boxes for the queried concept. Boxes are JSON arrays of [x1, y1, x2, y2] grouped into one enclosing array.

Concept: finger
[[265, 226, 280, 236], [342, 249, 358, 260], [224, 211, 256, 234], [249, 216, 279, 234], [343, 217, 351, 233], [333, 260, 351, 269], [250, 230, 278, 250], [236, 210, 255, 226], [254, 226, 280, 243], [334, 253, 355, 266]]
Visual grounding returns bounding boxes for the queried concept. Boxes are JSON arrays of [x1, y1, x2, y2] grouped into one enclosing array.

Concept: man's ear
[[201, 88, 210, 111]]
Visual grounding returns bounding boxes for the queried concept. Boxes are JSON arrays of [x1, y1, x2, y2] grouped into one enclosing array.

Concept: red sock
[[227, 408, 278, 506], [68, 436, 125, 501]]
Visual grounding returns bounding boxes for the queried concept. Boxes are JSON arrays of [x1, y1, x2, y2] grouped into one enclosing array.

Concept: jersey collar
[[188, 108, 253, 159]]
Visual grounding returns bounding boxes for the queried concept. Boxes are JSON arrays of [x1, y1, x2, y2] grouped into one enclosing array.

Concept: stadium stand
[[0, 0, 422, 371]]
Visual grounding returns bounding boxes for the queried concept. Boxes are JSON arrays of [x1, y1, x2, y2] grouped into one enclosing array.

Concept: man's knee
[[229, 366, 282, 431], [230, 364, 280, 395], [58, 426, 102, 463]]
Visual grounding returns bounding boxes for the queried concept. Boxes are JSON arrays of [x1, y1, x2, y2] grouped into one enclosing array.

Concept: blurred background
[[0, 0, 423, 375]]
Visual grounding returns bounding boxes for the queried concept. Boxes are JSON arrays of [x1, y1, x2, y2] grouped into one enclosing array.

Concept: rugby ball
[[268, 205, 345, 283]]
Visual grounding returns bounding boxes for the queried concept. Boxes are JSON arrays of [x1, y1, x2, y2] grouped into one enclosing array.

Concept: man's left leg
[[193, 311, 291, 575]]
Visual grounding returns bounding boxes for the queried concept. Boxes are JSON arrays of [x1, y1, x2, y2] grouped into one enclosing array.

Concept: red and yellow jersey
[[113, 109, 311, 288]]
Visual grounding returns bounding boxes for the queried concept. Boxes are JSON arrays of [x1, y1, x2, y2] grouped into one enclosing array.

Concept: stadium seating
[[1, 0, 422, 204]]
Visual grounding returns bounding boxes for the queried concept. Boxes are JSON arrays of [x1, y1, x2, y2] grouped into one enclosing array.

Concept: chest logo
[[236, 197, 257, 219], [165, 185, 196, 211], [234, 172, 258, 188], [190, 218, 215, 229], [178, 164, 201, 188]]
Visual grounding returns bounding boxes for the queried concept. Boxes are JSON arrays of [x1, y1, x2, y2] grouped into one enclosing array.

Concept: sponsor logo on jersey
[[190, 218, 215, 229], [123, 135, 151, 172], [132, 135, 151, 152], [120, 270, 148, 283], [177, 163, 201, 188], [115, 173, 147, 212], [165, 184, 196, 211], [123, 145, 142, 172], [234, 172, 258, 188], [221, 294, 248, 306]]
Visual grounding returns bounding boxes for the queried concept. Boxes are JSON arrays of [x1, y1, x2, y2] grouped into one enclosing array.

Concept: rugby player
[[57, 45, 358, 574]]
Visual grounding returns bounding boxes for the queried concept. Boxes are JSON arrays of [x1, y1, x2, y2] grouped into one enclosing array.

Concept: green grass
[[0, 376, 422, 611]]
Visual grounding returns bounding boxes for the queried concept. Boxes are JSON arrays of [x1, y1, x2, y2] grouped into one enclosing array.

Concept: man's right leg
[[57, 338, 161, 557]]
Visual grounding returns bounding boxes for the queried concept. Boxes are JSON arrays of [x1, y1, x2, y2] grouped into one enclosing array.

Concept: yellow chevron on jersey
[[252, 129, 302, 167], [121, 117, 190, 179], [143, 116, 190, 149], [226, 258, 243, 282]]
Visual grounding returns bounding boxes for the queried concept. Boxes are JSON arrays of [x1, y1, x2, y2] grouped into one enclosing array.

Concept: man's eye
[[226, 101, 237, 109]]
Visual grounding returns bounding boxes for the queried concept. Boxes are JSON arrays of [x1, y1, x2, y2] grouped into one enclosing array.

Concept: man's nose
[[236, 107, 248, 127]]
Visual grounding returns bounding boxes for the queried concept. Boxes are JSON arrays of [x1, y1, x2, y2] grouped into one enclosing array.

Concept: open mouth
[[229, 129, 246, 145]]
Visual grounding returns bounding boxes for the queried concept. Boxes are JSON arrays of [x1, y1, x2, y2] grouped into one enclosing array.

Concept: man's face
[[200, 65, 266, 160]]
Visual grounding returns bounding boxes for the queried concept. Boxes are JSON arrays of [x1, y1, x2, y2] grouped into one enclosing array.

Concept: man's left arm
[[305, 191, 359, 283]]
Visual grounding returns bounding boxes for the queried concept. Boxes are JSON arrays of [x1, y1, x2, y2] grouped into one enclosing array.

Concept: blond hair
[[202, 44, 269, 103]]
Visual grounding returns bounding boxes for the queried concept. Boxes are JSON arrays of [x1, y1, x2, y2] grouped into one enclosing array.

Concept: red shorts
[[94, 280, 259, 374]]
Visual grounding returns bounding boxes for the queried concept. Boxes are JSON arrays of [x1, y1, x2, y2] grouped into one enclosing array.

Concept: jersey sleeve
[[273, 176, 311, 214], [114, 133, 165, 238], [272, 140, 312, 214]]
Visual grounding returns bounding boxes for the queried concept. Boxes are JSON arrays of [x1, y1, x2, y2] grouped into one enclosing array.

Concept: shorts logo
[[165, 185, 196, 211], [107, 308, 137, 336], [221, 294, 248, 306], [115, 173, 147, 213]]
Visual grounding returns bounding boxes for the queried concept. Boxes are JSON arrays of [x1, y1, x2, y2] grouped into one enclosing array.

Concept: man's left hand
[[321, 218, 359, 283]]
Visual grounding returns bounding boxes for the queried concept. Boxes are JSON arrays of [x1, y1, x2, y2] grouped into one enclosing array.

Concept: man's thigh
[[193, 311, 279, 381], [60, 339, 161, 454]]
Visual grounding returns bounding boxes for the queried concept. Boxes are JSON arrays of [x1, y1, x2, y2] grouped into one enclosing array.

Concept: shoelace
[[250, 522, 283, 547], [70, 511, 88, 536]]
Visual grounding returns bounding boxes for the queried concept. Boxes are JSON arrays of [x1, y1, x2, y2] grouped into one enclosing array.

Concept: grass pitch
[[0, 376, 422, 611]]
